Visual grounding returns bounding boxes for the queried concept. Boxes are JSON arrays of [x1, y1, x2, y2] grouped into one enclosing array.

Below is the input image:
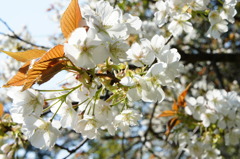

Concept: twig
[[142, 102, 158, 145], [165, 35, 174, 45], [60, 138, 89, 159], [0, 18, 50, 49], [101, 135, 141, 140]]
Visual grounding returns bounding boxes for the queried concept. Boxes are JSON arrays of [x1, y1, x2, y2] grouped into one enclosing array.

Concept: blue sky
[[0, 0, 68, 89], [0, 0, 60, 46]]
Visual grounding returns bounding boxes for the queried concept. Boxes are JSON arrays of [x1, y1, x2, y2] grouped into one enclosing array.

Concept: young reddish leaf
[[37, 60, 67, 85], [172, 101, 178, 111], [37, 45, 64, 63], [0, 49, 46, 62], [22, 45, 65, 90], [177, 83, 192, 107], [165, 117, 181, 136], [3, 61, 30, 87], [60, 0, 82, 39], [158, 110, 176, 117], [0, 103, 4, 117]]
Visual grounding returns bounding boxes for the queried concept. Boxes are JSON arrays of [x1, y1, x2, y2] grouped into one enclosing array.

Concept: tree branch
[[0, 18, 50, 49], [178, 48, 240, 63], [57, 138, 89, 159], [142, 102, 158, 145]]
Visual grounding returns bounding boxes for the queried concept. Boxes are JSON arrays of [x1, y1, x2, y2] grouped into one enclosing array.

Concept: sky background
[[0, 0, 65, 90], [0, 0, 61, 47]]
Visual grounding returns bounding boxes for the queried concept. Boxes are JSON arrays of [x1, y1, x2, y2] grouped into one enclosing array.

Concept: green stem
[[43, 99, 60, 113], [37, 84, 82, 92], [73, 98, 90, 109], [50, 101, 64, 122]]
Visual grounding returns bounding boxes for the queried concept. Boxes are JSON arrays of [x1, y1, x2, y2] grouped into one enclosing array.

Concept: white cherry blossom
[[83, 0, 128, 40], [22, 116, 60, 149], [188, 0, 209, 11], [114, 109, 141, 132], [74, 115, 100, 139], [122, 13, 142, 34], [154, 1, 169, 27], [168, 13, 193, 37], [220, 3, 237, 23], [8, 87, 44, 117], [64, 28, 109, 69], [126, 42, 155, 67], [141, 34, 169, 59], [200, 109, 218, 127], [207, 11, 228, 38]]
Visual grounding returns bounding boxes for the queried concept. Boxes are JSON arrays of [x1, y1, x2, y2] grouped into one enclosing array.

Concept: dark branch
[[165, 35, 174, 45], [142, 102, 158, 145], [57, 138, 89, 159], [0, 18, 50, 49], [178, 49, 240, 63]]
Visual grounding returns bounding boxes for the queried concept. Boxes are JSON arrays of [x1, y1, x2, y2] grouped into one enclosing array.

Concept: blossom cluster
[[154, 0, 238, 38], [169, 88, 240, 158], [4, 0, 183, 150]]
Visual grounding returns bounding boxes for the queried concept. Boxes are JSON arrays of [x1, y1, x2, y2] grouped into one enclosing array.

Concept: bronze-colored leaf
[[0, 103, 4, 117], [177, 83, 192, 107], [22, 45, 65, 90], [3, 61, 30, 87], [60, 0, 82, 39], [172, 101, 178, 111], [158, 110, 176, 117], [1, 49, 46, 62], [165, 117, 181, 136], [37, 45, 64, 63], [37, 60, 67, 85]]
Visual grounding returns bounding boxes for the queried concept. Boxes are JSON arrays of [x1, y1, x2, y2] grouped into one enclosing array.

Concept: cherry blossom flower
[[154, 1, 169, 27], [8, 87, 44, 117], [64, 28, 109, 69], [83, 0, 128, 40], [22, 116, 60, 149], [207, 11, 228, 39], [74, 115, 101, 139], [188, 0, 210, 11], [50, 99, 78, 129], [220, 3, 237, 23], [168, 13, 193, 37], [126, 42, 155, 67], [141, 34, 169, 59], [122, 13, 142, 34], [200, 109, 218, 127], [114, 109, 142, 132]]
